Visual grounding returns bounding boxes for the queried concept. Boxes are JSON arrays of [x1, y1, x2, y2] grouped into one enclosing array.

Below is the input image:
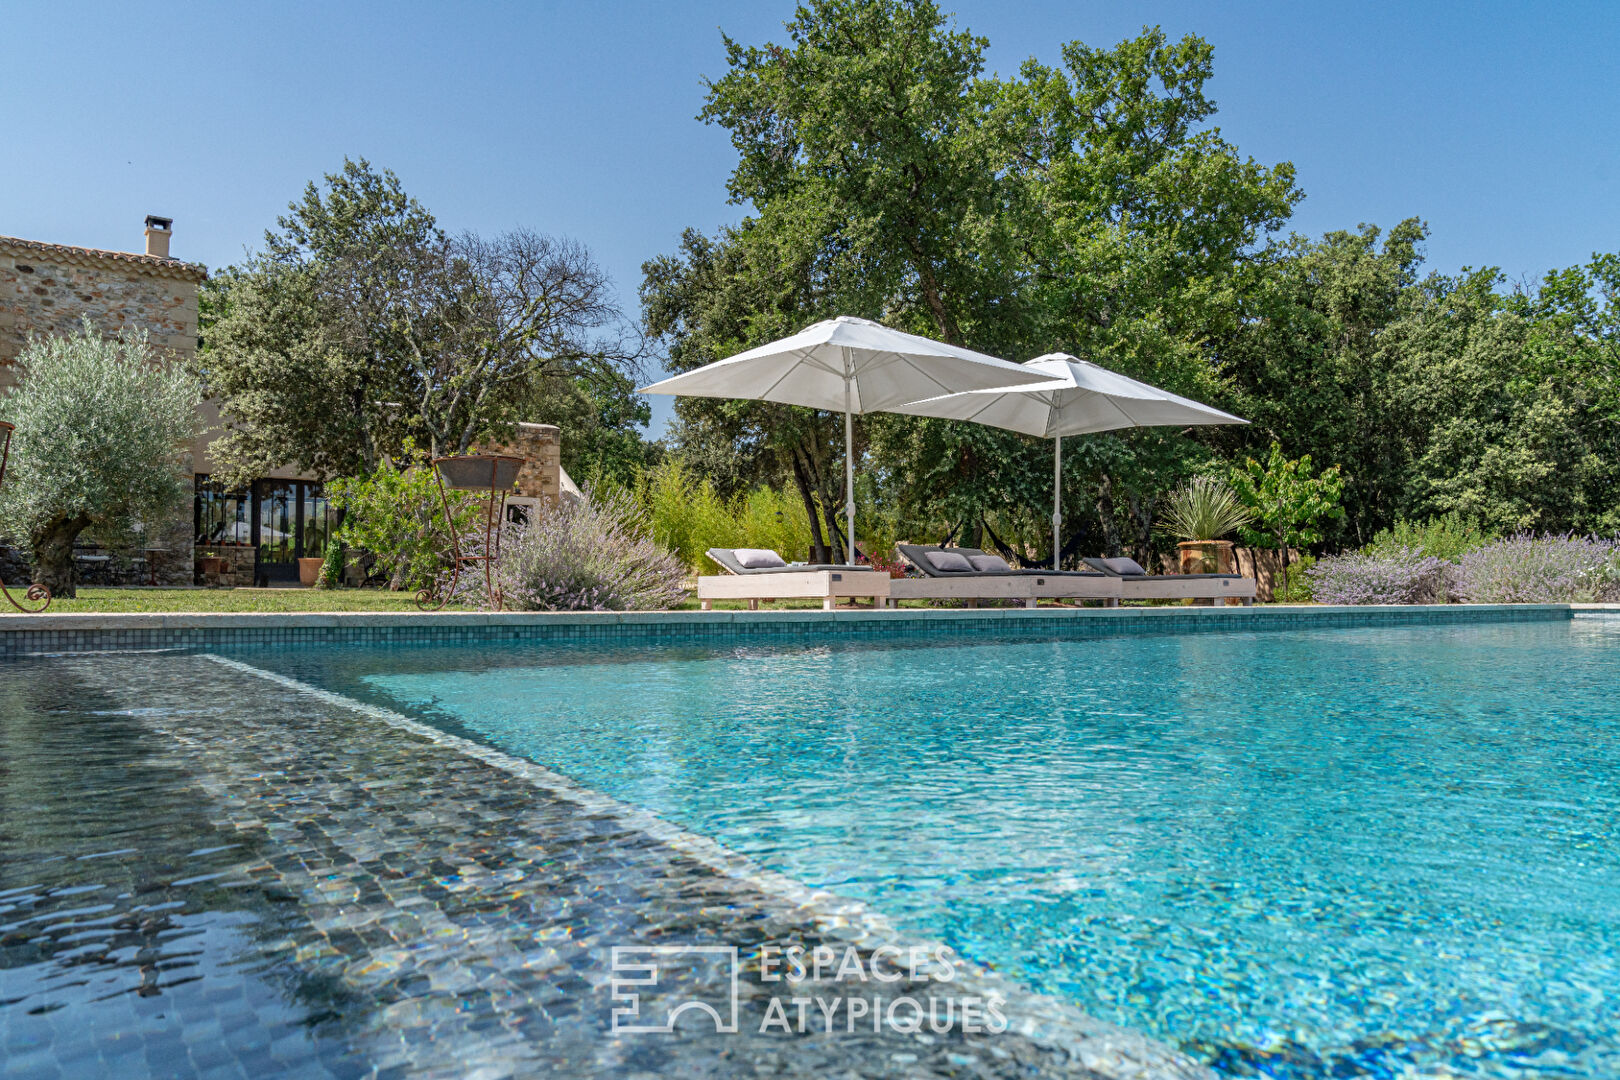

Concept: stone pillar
[[481, 423, 562, 507]]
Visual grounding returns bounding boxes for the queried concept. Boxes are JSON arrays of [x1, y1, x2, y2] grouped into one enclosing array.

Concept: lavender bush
[[441, 488, 688, 611], [1456, 533, 1620, 604], [1306, 546, 1459, 605]]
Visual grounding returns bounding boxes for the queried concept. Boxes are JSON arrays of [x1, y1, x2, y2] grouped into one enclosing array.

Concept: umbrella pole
[[1052, 434, 1062, 571], [844, 372, 856, 566]]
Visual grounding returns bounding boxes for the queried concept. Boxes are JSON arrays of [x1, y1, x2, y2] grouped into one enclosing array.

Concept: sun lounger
[[698, 548, 890, 610], [887, 545, 1120, 608], [1082, 556, 1256, 605]]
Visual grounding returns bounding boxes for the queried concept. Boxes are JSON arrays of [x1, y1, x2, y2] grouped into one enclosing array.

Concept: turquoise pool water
[[290, 617, 1620, 1077]]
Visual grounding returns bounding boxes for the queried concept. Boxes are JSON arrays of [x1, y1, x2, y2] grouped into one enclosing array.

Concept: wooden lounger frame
[[886, 574, 1120, 608], [1082, 558, 1257, 605], [697, 569, 890, 610], [698, 549, 891, 610], [887, 544, 1120, 608]]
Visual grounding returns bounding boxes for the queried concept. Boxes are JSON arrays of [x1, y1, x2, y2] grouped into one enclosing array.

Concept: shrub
[[487, 487, 688, 611], [1456, 533, 1620, 603], [1588, 547, 1620, 597], [634, 459, 817, 571], [638, 459, 735, 571], [1365, 512, 1493, 561], [327, 444, 481, 591], [1157, 476, 1252, 542], [736, 485, 815, 562], [1230, 442, 1345, 578], [1307, 547, 1458, 605], [317, 540, 345, 590], [1274, 553, 1316, 603]]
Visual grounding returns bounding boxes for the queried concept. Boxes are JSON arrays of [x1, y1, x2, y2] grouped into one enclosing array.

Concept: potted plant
[[195, 549, 228, 575], [297, 554, 326, 587], [1158, 477, 1253, 576]]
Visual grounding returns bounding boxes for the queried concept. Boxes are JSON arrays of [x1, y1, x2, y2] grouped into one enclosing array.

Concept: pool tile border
[[0, 602, 1578, 655]]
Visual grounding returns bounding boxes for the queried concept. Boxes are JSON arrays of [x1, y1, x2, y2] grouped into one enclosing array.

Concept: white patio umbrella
[[890, 353, 1247, 569], [639, 316, 1059, 564]]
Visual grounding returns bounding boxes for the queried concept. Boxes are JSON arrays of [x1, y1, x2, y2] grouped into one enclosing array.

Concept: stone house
[[1, 220, 569, 588]]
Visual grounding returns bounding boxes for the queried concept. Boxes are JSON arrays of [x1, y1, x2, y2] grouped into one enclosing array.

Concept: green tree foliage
[[200, 160, 438, 481], [1226, 224, 1620, 540], [1221, 221, 1427, 541], [201, 158, 647, 485], [644, 2, 1620, 561], [1230, 443, 1346, 578], [0, 321, 201, 596], [646, 2, 1300, 567]]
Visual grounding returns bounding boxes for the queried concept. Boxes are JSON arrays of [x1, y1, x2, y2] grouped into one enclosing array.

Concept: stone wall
[[196, 545, 257, 588], [0, 236, 204, 381], [0, 234, 205, 585]]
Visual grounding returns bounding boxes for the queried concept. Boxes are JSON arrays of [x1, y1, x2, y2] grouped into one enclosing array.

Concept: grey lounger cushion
[[734, 548, 787, 569], [897, 544, 1102, 578], [925, 550, 974, 573], [1081, 557, 1243, 581], [968, 553, 1013, 573], [706, 548, 879, 576]]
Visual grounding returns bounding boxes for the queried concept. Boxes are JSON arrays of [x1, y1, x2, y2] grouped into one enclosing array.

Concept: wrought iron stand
[[416, 454, 524, 611], [0, 421, 51, 613]]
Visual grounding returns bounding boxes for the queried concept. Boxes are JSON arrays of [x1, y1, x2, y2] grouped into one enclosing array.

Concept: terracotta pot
[[298, 556, 325, 587], [195, 556, 227, 575], [1177, 540, 1234, 576]]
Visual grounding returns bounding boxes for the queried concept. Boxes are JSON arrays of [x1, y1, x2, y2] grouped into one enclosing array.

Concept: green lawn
[[37, 589, 889, 614], [25, 587, 1204, 615], [36, 587, 465, 614]]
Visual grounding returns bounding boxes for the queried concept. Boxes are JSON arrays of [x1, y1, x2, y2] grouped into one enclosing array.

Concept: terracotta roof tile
[[0, 234, 207, 282]]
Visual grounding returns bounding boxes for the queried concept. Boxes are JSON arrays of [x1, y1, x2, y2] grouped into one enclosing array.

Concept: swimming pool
[[251, 615, 1620, 1078]]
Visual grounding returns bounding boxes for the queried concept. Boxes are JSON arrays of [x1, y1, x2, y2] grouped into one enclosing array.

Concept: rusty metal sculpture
[[416, 453, 524, 611], [0, 421, 51, 613]]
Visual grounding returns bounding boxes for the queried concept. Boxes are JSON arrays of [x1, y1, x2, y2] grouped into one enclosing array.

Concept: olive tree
[[0, 321, 201, 596]]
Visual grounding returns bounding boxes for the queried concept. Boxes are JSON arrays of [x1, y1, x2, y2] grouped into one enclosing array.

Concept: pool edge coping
[[0, 601, 1588, 634]]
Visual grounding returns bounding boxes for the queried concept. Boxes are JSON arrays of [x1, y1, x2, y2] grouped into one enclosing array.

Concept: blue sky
[[5, 1, 1616, 436]]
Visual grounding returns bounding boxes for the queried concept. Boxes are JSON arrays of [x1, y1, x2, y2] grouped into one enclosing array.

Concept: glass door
[[253, 480, 298, 584], [251, 480, 331, 585]]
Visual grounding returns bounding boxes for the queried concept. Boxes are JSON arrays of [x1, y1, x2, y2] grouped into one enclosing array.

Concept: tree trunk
[[31, 514, 91, 599], [1094, 474, 1124, 558], [965, 518, 983, 551], [906, 238, 961, 345], [789, 449, 829, 564], [802, 431, 845, 563], [1125, 490, 1156, 570]]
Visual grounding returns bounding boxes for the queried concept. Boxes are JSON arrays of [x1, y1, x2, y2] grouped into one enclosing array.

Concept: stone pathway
[[10, 652, 1210, 1079]]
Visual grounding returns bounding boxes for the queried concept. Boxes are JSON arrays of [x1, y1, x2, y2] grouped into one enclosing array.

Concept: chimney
[[144, 215, 173, 259]]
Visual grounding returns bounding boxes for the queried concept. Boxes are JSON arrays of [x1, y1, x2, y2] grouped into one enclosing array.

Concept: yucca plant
[[1157, 476, 1253, 542]]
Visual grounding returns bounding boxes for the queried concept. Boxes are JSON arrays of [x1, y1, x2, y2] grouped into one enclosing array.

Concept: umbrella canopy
[[890, 353, 1247, 568], [639, 317, 1059, 563], [891, 352, 1246, 437]]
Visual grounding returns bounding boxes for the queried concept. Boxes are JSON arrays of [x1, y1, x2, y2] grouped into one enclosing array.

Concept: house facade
[[1, 220, 567, 587]]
